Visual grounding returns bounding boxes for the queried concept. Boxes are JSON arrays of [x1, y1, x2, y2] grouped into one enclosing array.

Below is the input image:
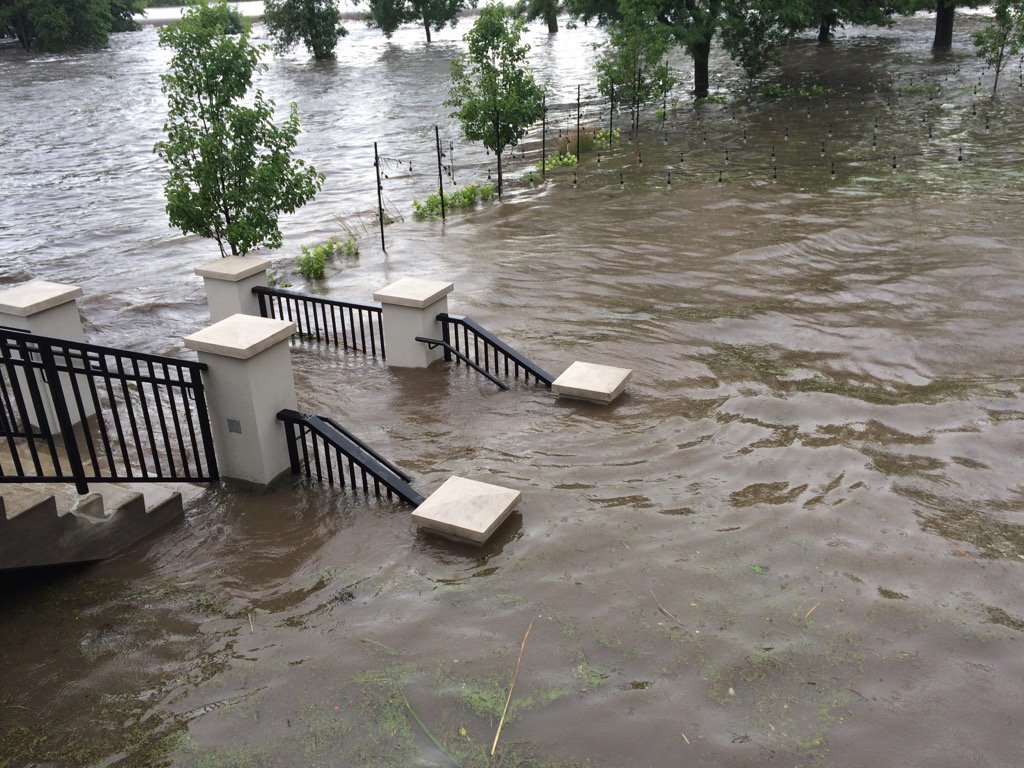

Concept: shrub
[[295, 244, 328, 279], [412, 182, 496, 220], [293, 236, 358, 280], [593, 127, 620, 150]]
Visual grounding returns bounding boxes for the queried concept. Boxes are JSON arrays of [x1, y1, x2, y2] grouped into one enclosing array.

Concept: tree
[[516, 0, 564, 32], [596, 0, 675, 129], [447, 4, 545, 196], [154, 0, 323, 257], [973, 0, 1024, 95], [798, 0, 894, 44], [264, 0, 346, 59], [360, 0, 475, 42], [898, 0, 983, 50], [0, 0, 145, 52], [571, 0, 800, 97]]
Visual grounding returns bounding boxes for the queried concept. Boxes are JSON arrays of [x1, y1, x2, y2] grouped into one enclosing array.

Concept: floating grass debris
[[491, 619, 534, 756]]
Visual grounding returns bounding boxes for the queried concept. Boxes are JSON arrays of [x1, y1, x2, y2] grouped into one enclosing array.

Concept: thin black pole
[[609, 82, 614, 137], [541, 94, 546, 179], [576, 84, 581, 158], [449, 140, 455, 185], [435, 125, 445, 222], [374, 141, 385, 252]]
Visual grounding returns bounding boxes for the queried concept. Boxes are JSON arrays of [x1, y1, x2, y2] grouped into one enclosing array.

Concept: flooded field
[[1, 11, 1022, 768]]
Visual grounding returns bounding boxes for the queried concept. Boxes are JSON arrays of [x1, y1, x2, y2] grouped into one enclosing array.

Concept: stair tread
[[1, 486, 56, 520]]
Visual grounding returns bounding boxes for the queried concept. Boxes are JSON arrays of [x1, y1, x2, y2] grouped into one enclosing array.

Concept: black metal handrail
[[0, 327, 218, 494], [416, 337, 509, 391], [253, 285, 385, 358], [277, 409, 424, 506], [437, 313, 554, 387]]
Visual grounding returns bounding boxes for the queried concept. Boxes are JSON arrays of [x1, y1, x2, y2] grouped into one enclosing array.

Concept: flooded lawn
[[1, 11, 1022, 768]]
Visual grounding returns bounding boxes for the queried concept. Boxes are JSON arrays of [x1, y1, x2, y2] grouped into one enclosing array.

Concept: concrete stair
[[0, 481, 186, 570]]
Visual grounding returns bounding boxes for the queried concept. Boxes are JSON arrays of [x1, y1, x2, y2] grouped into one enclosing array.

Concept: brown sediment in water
[[1, 13, 1023, 768]]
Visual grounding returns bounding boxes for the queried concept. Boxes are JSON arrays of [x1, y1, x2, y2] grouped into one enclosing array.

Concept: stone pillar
[[184, 314, 297, 485], [372, 277, 454, 368], [0, 280, 95, 429], [195, 256, 271, 323]]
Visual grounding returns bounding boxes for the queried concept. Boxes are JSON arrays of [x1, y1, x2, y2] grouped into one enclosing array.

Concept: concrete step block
[[552, 361, 632, 404], [412, 476, 521, 545]]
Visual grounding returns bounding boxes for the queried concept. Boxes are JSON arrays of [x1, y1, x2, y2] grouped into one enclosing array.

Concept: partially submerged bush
[[413, 182, 496, 220], [593, 127, 620, 150], [293, 235, 359, 279]]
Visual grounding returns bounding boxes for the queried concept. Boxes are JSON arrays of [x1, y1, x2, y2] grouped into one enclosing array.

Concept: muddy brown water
[[1, 12, 1023, 768]]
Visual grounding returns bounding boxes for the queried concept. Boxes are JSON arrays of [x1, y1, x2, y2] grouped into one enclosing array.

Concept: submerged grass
[[413, 182, 495, 220]]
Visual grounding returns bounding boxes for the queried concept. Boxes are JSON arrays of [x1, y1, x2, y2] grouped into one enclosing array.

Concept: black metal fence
[[253, 286, 385, 358], [278, 409, 423, 506], [0, 327, 218, 494], [437, 314, 554, 387]]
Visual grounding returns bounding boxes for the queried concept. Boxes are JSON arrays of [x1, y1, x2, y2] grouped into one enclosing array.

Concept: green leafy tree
[[264, 0, 346, 59], [516, 0, 564, 32], [154, 0, 323, 257], [596, 0, 675, 129], [0, 0, 144, 52], [447, 4, 545, 196], [720, 0, 799, 79], [792, 0, 894, 44], [572, 0, 801, 97], [361, 0, 475, 42], [973, 0, 1024, 95]]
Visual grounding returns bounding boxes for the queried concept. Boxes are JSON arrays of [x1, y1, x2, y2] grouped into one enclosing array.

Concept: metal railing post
[[39, 343, 89, 494]]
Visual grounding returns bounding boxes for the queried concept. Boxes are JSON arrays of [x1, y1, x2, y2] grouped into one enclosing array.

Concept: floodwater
[[2, 11, 1023, 768]]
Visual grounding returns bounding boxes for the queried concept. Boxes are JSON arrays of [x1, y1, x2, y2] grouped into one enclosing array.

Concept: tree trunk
[[818, 13, 835, 44], [692, 37, 711, 99], [545, 11, 558, 33], [494, 114, 502, 197], [992, 38, 1006, 96], [933, 1, 955, 51], [423, 14, 431, 43], [14, 8, 31, 50]]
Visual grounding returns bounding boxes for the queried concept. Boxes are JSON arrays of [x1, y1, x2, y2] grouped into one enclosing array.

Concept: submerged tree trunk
[[692, 37, 711, 98], [494, 114, 503, 197], [423, 14, 432, 43], [545, 11, 558, 33], [991, 38, 1007, 96], [818, 13, 836, 44], [933, 1, 955, 51]]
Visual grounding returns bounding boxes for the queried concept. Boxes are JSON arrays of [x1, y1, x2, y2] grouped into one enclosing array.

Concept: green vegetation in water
[[294, 236, 358, 280], [412, 182, 496, 220], [877, 587, 909, 600], [592, 127, 620, 150], [266, 270, 292, 288], [541, 148, 578, 171], [761, 83, 827, 100], [901, 83, 942, 96], [0, 694, 185, 767], [695, 93, 730, 105]]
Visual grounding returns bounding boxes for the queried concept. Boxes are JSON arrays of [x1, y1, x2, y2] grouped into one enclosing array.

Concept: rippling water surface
[[1, 12, 1022, 768]]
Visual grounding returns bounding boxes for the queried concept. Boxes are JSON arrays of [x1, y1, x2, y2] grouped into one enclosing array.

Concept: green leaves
[[596, 0, 675, 127], [0, 0, 128, 52], [973, 0, 1024, 96], [154, 0, 323, 257], [447, 4, 545, 185], [264, 0, 347, 60], [361, 0, 474, 41]]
